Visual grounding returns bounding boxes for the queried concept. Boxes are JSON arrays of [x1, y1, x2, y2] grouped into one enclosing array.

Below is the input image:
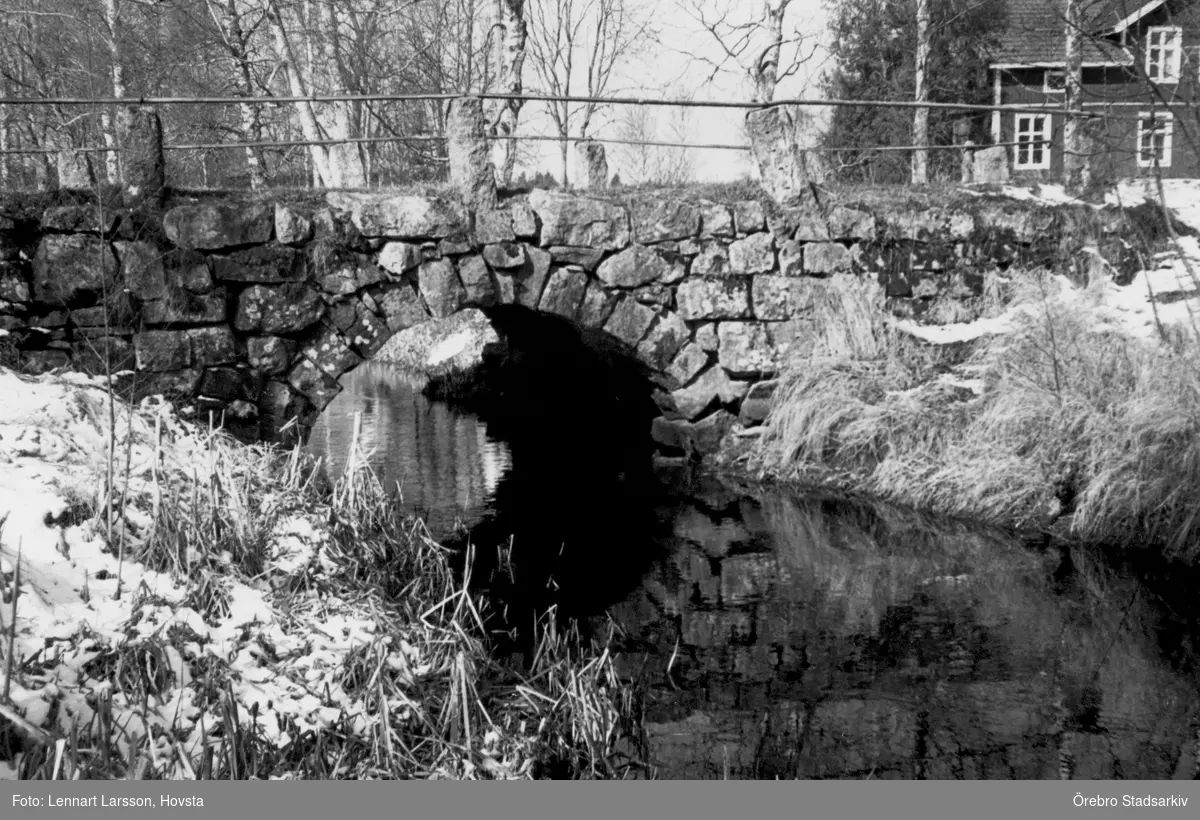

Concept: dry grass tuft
[[754, 267, 1200, 564]]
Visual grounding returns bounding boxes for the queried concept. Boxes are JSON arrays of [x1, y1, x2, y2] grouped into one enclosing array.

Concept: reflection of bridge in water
[[306, 363, 1199, 781], [308, 362, 510, 538], [606, 473, 1200, 780]]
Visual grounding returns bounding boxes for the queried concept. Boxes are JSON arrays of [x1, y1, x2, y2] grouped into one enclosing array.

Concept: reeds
[[1, 375, 641, 780], [755, 265, 1200, 564]]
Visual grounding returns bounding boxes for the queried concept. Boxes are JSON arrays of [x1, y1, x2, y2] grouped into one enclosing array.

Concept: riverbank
[[742, 181, 1200, 567], [0, 364, 639, 780]]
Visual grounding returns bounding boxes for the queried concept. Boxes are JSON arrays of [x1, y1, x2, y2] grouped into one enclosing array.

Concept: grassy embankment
[[0, 371, 642, 780], [749, 199, 1200, 566]]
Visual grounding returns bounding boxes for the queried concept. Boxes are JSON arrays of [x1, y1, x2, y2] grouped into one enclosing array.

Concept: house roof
[[989, 0, 1135, 67], [1093, 0, 1169, 32]]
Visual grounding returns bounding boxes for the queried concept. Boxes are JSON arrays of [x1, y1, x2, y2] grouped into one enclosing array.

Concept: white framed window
[[1138, 112, 1174, 168], [1044, 69, 1067, 93], [1014, 114, 1051, 170], [1146, 25, 1182, 83]]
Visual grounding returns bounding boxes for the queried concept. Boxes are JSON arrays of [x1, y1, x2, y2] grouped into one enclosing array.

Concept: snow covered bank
[[0, 367, 628, 780]]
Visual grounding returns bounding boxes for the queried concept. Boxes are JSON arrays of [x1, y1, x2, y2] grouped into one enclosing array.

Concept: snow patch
[[426, 329, 474, 367]]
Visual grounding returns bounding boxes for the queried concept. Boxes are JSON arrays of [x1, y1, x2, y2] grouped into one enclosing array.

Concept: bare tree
[[203, 0, 272, 189], [0, 0, 503, 189], [616, 98, 694, 186], [677, 0, 815, 103], [526, 0, 654, 187]]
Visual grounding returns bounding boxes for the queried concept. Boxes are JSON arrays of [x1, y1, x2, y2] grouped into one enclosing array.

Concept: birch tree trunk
[[911, 0, 931, 184], [101, 0, 125, 184], [487, 0, 527, 186], [267, 1, 333, 186], [755, 0, 789, 103], [1063, 0, 1086, 194], [314, 0, 366, 188]]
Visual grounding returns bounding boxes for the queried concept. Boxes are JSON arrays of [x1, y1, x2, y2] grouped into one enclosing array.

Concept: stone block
[[636, 311, 688, 371], [529, 189, 630, 250], [417, 258, 466, 318], [739, 379, 778, 425], [474, 209, 515, 244], [733, 200, 766, 234], [234, 283, 324, 334], [141, 288, 227, 325], [301, 326, 362, 379], [345, 301, 392, 358], [482, 242, 527, 270], [539, 267, 589, 319], [457, 254, 497, 307], [165, 250, 214, 293], [513, 247, 552, 309], [691, 242, 731, 277], [597, 244, 673, 288], [287, 357, 342, 411], [0, 268, 30, 303], [631, 197, 700, 243], [275, 204, 313, 245], [729, 232, 775, 274], [41, 206, 119, 235], [511, 198, 538, 239], [717, 321, 777, 377], [371, 281, 430, 332], [778, 239, 803, 276], [189, 326, 237, 367], [438, 235, 472, 256], [672, 365, 742, 419], [548, 246, 605, 270], [603, 297, 657, 347], [326, 192, 469, 239], [315, 252, 386, 296], [676, 278, 751, 320], [32, 235, 118, 307], [134, 329, 192, 371], [163, 202, 273, 250], [248, 336, 296, 377], [700, 202, 735, 237], [804, 242, 853, 274], [827, 206, 876, 241], [377, 241, 421, 276], [668, 342, 709, 387], [752, 275, 817, 320], [211, 245, 304, 283], [115, 240, 167, 302], [578, 279, 617, 327]]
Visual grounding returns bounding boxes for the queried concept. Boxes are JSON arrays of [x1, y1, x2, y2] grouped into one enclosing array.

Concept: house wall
[[995, 0, 1200, 181]]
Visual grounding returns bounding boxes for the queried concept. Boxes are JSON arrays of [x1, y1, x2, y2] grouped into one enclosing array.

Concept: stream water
[[309, 361, 1200, 780]]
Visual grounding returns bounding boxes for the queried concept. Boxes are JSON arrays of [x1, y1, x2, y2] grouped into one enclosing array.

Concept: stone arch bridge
[[0, 187, 1150, 454]]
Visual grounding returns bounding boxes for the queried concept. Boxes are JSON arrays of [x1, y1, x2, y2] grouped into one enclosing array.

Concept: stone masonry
[[0, 188, 1152, 451]]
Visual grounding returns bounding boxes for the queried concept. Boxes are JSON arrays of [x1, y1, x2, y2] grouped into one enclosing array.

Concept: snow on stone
[[426, 329, 474, 367], [904, 181, 1200, 345]]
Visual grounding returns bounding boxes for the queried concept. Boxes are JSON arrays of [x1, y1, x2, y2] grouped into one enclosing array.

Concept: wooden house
[[989, 0, 1200, 179]]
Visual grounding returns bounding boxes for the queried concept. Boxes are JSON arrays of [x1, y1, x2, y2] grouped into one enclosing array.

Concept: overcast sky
[[517, 0, 833, 184]]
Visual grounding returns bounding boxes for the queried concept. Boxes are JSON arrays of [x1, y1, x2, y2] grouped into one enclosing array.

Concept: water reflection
[[614, 470, 1200, 780], [308, 362, 511, 538], [309, 363, 1200, 780]]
